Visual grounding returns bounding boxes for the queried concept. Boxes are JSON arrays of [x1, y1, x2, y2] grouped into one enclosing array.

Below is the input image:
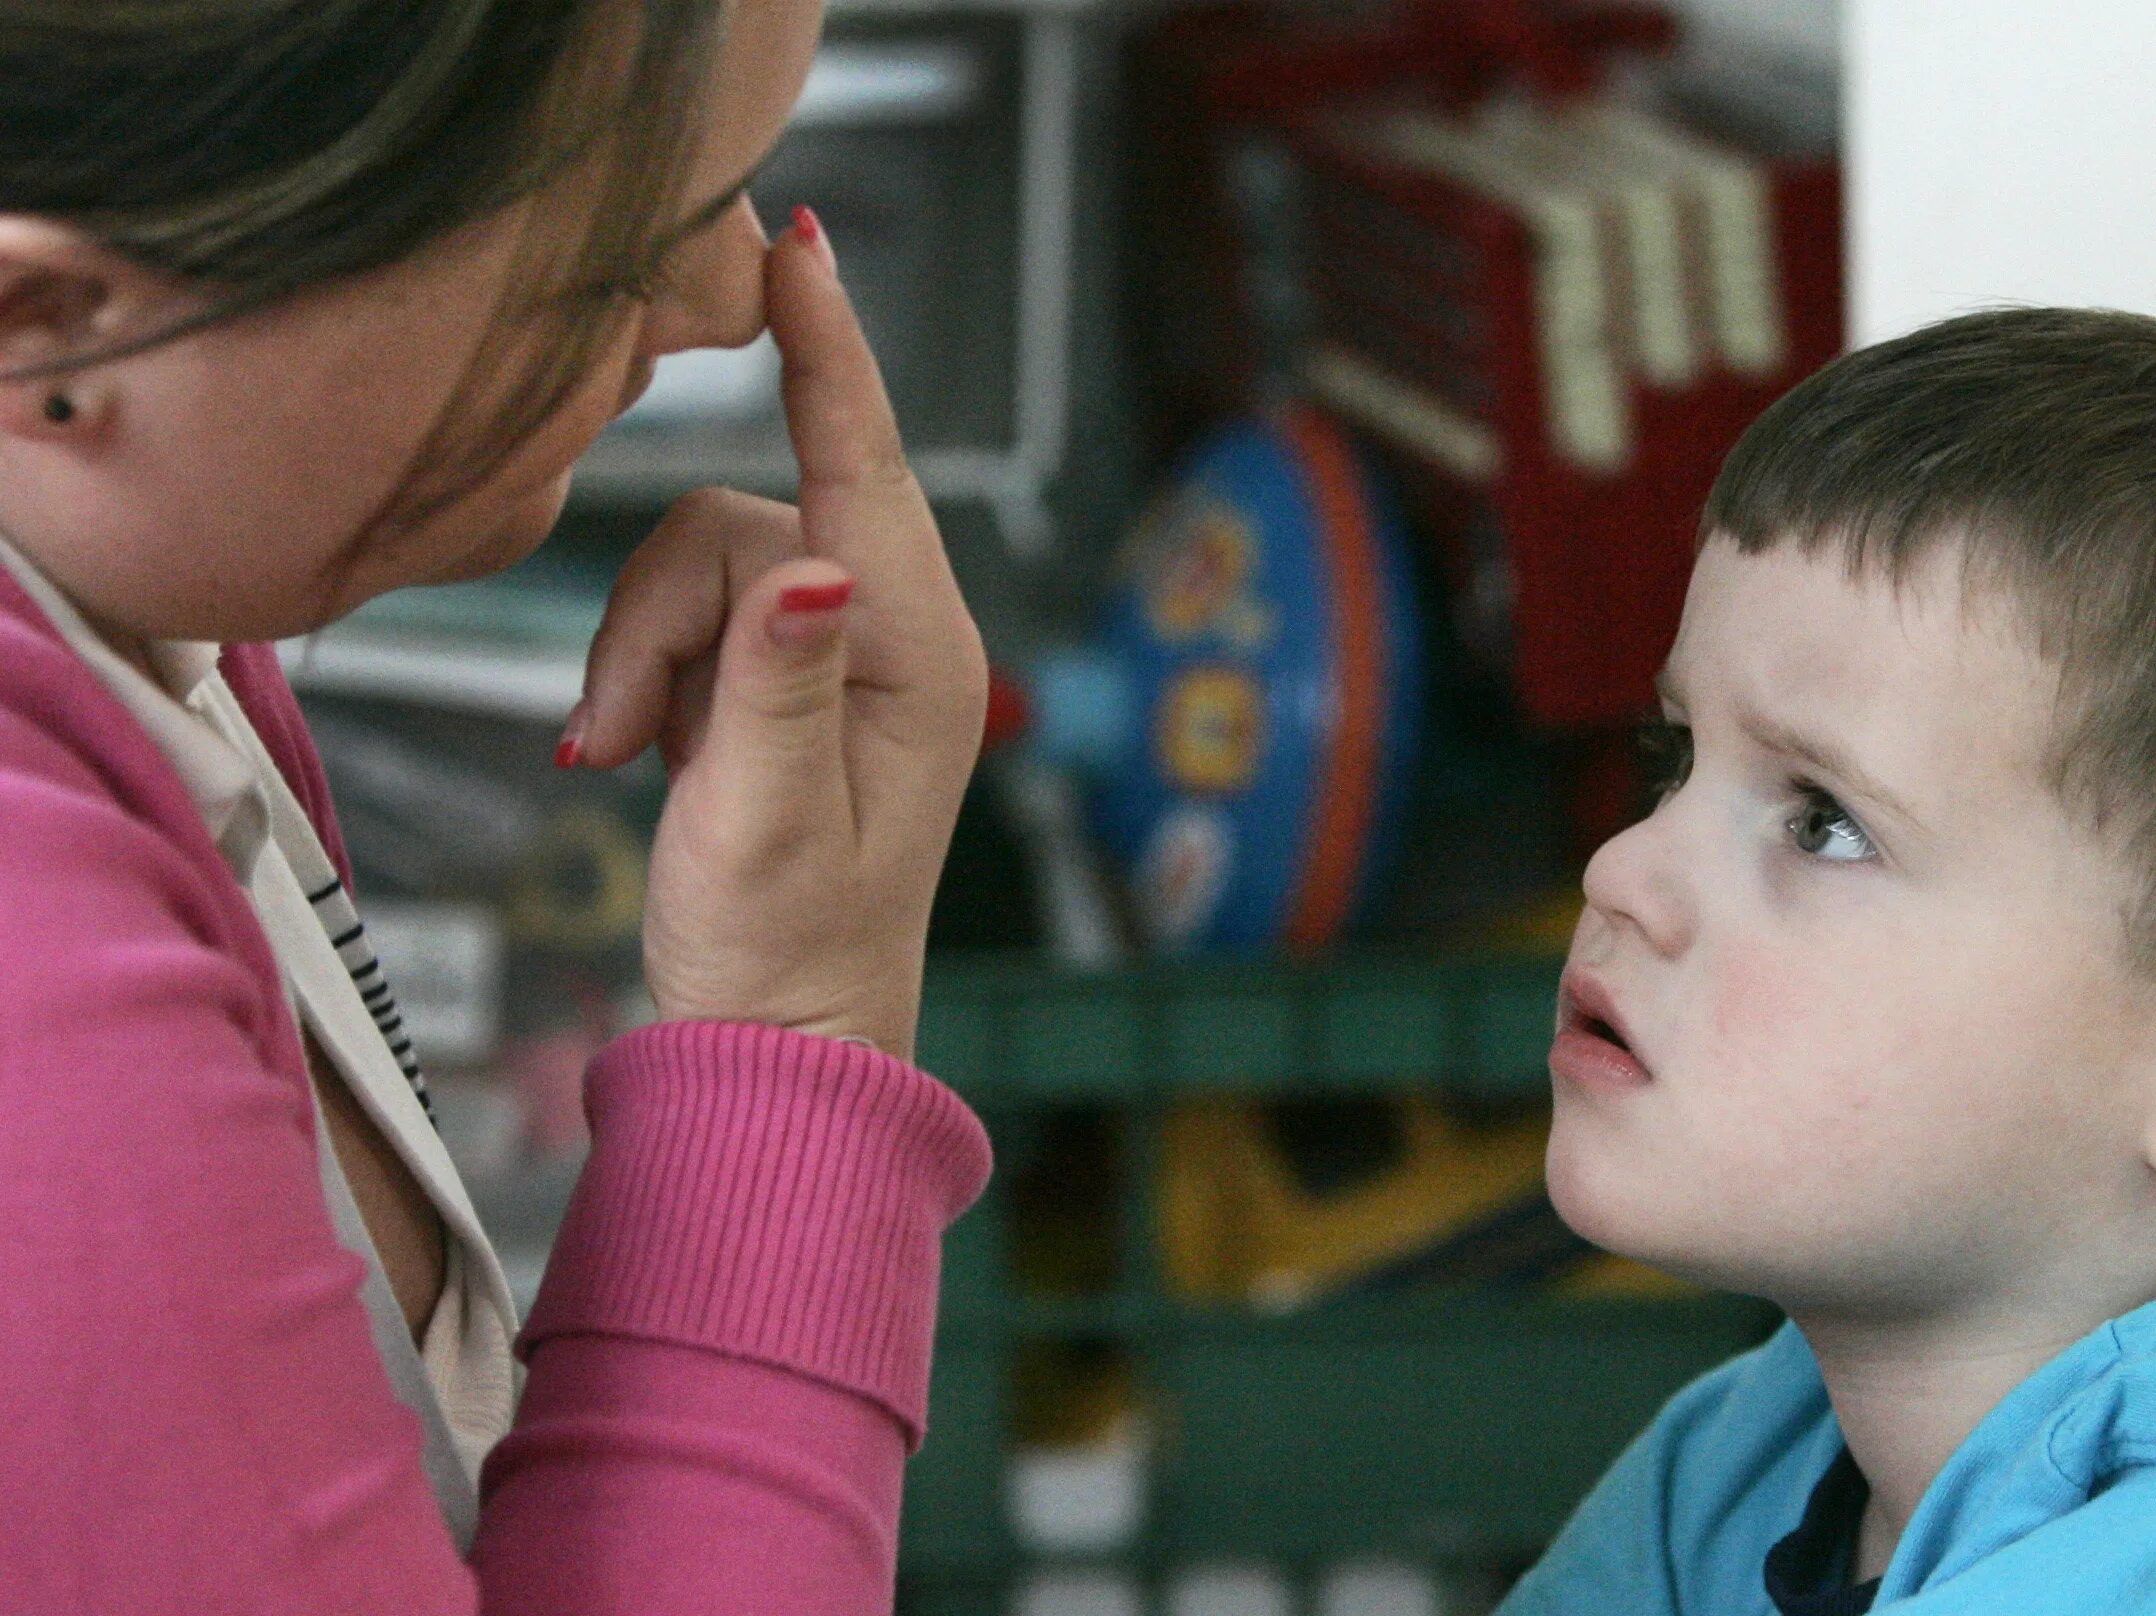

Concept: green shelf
[[917, 953, 1568, 1104], [898, 953, 1778, 1613], [1150, 1290, 1774, 1564]]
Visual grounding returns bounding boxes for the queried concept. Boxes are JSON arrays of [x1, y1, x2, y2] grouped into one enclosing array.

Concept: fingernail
[[770, 578, 855, 650], [778, 579, 856, 615], [555, 700, 589, 769], [792, 204, 837, 273]]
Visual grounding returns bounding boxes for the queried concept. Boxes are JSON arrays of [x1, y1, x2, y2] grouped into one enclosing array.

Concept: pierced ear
[[0, 377, 112, 442], [0, 217, 152, 445]]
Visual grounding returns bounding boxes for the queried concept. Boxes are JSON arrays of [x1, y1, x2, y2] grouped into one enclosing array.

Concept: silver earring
[[42, 394, 74, 425]]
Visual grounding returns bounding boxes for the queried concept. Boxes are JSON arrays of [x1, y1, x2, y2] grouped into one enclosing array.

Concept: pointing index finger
[[768, 206, 914, 499]]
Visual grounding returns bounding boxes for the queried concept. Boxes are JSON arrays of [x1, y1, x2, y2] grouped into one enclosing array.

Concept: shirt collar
[[0, 532, 267, 879], [1764, 1446, 1881, 1616]]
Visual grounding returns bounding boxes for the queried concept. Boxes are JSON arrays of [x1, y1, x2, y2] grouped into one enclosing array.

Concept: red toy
[[1125, 0, 1843, 846]]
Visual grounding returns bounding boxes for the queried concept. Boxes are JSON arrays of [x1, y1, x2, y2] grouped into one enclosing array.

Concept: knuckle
[[606, 539, 661, 596], [670, 484, 740, 529], [827, 435, 914, 495], [947, 609, 989, 681], [739, 491, 804, 533], [863, 443, 916, 491], [631, 495, 727, 581], [931, 638, 991, 749], [736, 812, 820, 876], [708, 489, 802, 550], [953, 635, 990, 715], [746, 664, 844, 727], [757, 512, 808, 559]]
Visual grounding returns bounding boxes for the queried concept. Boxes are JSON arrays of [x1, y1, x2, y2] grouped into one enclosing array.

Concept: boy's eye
[[1635, 717, 1693, 807], [1788, 786, 1876, 863]]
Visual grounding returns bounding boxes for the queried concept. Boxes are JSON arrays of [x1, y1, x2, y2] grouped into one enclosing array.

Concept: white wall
[[1848, 0, 2156, 343]]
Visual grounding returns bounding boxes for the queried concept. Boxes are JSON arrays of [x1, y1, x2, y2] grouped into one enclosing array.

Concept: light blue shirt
[[1497, 1297, 2156, 1613]]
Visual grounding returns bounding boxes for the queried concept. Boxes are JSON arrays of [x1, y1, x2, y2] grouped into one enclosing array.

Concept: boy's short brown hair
[[1701, 306, 2156, 959]]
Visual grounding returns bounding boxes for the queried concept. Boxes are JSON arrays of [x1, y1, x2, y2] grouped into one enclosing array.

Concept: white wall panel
[[1848, 1, 2156, 342]]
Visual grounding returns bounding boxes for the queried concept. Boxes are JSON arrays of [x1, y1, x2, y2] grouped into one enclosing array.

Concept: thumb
[[698, 555, 856, 804]]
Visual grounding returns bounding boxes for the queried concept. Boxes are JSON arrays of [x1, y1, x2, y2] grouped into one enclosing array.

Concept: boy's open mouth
[[1554, 970, 1652, 1085]]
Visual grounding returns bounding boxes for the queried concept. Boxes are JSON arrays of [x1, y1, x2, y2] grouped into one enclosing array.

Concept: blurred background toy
[[1009, 406, 1426, 958]]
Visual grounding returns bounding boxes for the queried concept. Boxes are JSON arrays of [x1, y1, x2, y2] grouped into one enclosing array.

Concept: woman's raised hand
[[568, 213, 988, 1058]]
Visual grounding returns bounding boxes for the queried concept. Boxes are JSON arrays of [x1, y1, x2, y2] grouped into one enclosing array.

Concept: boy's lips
[[1552, 970, 1654, 1090]]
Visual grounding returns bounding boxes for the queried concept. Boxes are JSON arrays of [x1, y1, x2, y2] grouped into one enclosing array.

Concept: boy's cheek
[[1697, 938, 1891, 1098], [1695, 947, 1909, 1153], [1707, 945, 1813, 1055]]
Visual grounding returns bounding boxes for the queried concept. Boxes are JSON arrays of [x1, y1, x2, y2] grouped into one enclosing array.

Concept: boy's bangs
[[1700, 306, 2156, 961]]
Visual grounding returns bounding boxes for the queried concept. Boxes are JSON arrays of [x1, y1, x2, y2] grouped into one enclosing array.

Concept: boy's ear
[[0, 217, 170, 442]]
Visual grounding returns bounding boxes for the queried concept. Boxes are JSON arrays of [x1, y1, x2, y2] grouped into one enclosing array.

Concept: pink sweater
[[0, 568, 993, 1613]]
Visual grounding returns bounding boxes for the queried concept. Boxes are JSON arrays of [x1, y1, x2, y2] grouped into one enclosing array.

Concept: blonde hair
[[0, 0, 731, 512]]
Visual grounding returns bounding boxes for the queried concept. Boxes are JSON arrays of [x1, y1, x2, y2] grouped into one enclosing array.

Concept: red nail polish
[[778, 579, 856, 615], [792, 204, 822, 250], [556, 699, 590, 769]]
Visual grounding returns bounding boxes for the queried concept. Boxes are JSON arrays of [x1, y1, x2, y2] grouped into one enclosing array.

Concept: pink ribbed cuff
[[518, 1021, 994, 1449]]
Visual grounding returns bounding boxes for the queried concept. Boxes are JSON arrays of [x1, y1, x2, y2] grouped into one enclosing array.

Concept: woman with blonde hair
[[0, 1, 990, 1609]]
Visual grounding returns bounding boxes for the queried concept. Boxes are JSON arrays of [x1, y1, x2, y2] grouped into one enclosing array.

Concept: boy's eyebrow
[[1655, 669, 1927, 832], [1742, 711, 1927, 830]]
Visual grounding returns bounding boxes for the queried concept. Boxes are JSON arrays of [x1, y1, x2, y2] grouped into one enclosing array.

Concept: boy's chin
[[1545, 1139, 1769, 1299], [1547, 1150, 1949, 1313]]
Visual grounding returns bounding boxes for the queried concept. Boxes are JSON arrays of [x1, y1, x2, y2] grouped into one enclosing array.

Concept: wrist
[[643, 956, 923, 1062], [642, 1000, 915, 1063]]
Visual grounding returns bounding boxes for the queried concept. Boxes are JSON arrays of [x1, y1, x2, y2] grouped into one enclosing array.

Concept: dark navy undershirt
[[1763, 1448, 1883, 1616]]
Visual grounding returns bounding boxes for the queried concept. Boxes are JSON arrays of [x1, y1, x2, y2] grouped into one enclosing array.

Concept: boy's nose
[[1580, 807, 1696, 959]]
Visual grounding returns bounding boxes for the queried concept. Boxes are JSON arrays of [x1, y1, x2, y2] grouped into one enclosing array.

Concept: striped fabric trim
[[305, 874, 436, 1126]]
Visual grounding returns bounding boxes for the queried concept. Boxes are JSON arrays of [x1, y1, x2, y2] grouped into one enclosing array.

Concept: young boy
[[1500, 306, 2156, 1615]]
